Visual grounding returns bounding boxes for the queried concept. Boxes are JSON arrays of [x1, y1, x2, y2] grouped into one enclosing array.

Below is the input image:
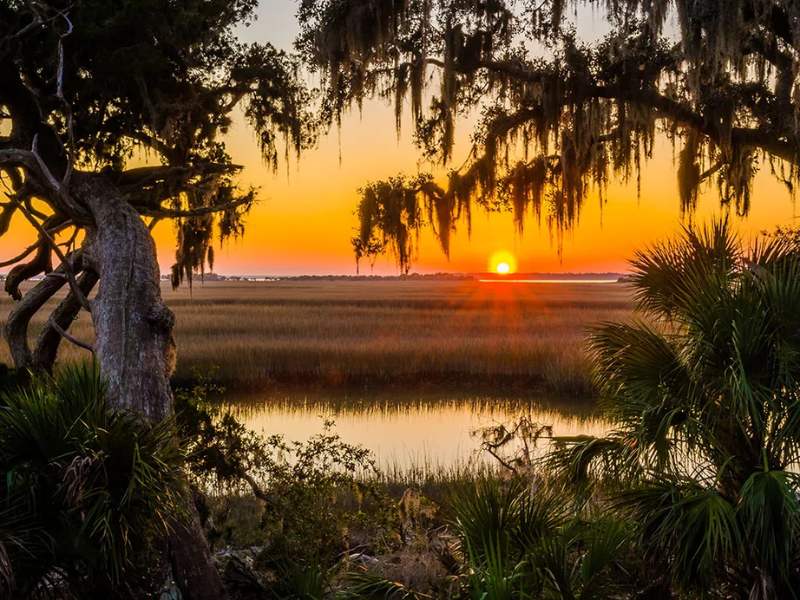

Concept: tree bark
[[33, 269, 99, 372], [74, 173, 228, 600], [76, 174, 176, 421]]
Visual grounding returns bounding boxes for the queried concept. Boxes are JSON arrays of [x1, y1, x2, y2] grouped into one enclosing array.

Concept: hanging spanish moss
[[169, 180, 255, 289], [302, 0, 800, 271]]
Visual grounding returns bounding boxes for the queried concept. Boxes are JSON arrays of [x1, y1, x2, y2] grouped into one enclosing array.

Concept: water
[[224, 390, 608, 472]]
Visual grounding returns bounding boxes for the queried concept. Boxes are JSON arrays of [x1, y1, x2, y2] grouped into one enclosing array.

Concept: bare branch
[[47, 317, 94, 354], [4, 253, 75, 369], [31, 134, 63, 191], [5, 237, 53, 301], [34, 268, 98, 371], [138, 195, 253, 219], [16, 203, 90, 311], [0, 147, 41, 174], [0, 240, 41, 268], [54, 8, 75, 187]]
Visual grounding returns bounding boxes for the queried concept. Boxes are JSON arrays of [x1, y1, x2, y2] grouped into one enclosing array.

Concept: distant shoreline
[[151, 271, 628, 283]]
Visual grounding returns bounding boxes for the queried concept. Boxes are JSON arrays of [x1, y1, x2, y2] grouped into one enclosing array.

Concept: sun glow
[[489, 251, 517, 275]]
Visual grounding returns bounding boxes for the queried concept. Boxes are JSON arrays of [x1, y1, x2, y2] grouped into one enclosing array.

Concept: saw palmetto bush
[[443, 477, 654, 600], [0, 363, 184, 598], [549, 221, 800, 598]]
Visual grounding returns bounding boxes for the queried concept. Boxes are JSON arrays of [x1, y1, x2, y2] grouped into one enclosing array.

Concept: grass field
[[0, 279, 634, 396]]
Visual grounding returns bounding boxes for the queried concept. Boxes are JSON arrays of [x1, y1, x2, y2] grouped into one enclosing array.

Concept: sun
[[488, 251, 517, 275]]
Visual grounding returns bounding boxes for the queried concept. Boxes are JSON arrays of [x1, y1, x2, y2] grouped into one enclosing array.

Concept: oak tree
[[299, 0, 800, 271], [1, 2, 313, 596], [0, 0, 312, 415]]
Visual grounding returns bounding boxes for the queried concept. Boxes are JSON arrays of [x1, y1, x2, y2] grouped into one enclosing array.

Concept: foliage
[[474, 416, 554, 475], [546, 220, 800, 597], [176, 376, 271, 499], [297, 0, 800, 271], [0, 0, 316, 287], [445, 477, 649, 600], [0, 363, 184, 598], [340, 570, 428, 599], [174, 379, 400, 596]]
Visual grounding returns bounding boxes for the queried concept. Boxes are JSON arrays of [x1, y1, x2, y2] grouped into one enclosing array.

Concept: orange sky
[[1, 2, 797, 276]]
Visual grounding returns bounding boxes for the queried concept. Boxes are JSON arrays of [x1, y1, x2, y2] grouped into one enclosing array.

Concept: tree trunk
[[75, 174, 228, 600], [76, 175, 176, 420]]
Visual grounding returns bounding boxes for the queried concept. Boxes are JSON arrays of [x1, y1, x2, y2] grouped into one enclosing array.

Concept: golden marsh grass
[[0, 279, 633, 395]]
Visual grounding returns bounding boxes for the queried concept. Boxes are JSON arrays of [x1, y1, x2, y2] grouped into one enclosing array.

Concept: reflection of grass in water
[[217, 390, 609, 477]]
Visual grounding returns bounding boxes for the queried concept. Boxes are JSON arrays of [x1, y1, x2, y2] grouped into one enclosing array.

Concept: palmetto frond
[[564, 220, 800, 594], [630, 219, 739, 321], [616, 478, 740, 590], [0, 362, 185, 594]]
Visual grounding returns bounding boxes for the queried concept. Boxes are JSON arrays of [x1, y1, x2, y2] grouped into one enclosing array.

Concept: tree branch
[[16, 204, 90, 311], [420, 52, 799, 166], [116, 163, 241, 188], [0, 240, 43, 268], [47, 316, 94, 354], [3, 254, 79, 369], [137, 195, 253, 219], [5, 238, 53, 301]]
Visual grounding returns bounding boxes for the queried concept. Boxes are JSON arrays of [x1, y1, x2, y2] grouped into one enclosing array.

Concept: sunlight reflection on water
[[224, 392, 610, 471]]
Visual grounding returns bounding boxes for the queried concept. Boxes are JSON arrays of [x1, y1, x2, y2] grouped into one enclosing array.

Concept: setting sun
[[489, 251, 517, 274]]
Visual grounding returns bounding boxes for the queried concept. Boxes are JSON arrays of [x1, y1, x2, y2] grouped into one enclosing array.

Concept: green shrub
[[0, 363, 184, 597], [175, 380, 400, 596], [549, 221, 800, 596]]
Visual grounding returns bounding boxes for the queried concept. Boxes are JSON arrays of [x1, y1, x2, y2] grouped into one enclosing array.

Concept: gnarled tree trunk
[[75, 175, 176, 420], [73, 173, 227, 600]]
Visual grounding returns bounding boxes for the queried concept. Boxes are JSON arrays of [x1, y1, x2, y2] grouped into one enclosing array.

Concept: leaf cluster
[[0, 363, 185, 598], [546, 220, 800, 596]]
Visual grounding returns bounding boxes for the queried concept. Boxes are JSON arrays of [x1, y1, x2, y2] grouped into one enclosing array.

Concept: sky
[[3, 1, 798, 276]]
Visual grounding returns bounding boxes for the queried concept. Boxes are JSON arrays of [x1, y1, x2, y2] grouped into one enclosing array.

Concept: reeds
[[0, 279, 633, 395]]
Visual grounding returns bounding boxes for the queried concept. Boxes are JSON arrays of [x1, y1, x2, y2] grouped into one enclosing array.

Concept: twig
[[16, 204, 91, 312], [0, 240, 41, 268], [699, 161, 723, 182], [30, 135, 83, 216], [54, 9, 75, 187], [48, 317, 94, 353], [0, 209, 71, 267]]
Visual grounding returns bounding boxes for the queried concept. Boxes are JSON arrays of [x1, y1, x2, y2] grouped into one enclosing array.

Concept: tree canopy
[[0, 0, 314, 377], [2, 0, 315, 284], [298, 0, 800, 272]]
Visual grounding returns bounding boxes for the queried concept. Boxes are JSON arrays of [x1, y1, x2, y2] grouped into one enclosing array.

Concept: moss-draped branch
[[299, 0, 800, 271]]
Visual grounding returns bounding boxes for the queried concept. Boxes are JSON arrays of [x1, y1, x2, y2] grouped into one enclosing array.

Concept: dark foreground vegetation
[[1, 223, 799, 599]]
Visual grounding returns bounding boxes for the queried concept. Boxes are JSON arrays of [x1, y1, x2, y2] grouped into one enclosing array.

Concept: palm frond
[[340, 570, 428, 599]]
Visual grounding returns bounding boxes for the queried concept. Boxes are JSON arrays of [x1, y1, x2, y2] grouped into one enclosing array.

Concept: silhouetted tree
[[298, 0, 800, 271], [1, 1, 313, 596], [0, 0, 313, 414]]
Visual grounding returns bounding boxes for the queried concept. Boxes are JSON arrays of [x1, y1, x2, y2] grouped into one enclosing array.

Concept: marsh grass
[[0, 280, 632, 395]]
